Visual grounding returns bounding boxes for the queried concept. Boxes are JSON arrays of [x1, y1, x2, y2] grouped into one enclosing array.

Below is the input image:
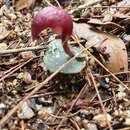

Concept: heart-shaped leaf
[[44, 39, 86, 73]]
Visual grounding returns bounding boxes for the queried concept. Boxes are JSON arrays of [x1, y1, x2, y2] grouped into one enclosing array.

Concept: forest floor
[[0, 0, 130, 130]]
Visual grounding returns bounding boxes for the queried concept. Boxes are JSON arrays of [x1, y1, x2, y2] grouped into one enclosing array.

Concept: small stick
[[0, 58, 32, 82], [44, 0, 53, 6], [70, 118, 80, 130], [54, 0, 62, 8], [0, 46, 46, 55], [20, 120, 25, 130], [0, 63, 21, 78], [89, 70, 113, 130]]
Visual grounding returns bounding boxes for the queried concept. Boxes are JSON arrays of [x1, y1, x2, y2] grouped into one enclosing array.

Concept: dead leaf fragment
[[88, 19, 125, 31], [15, 0, 36, 11], [73, 23, 128, 73]]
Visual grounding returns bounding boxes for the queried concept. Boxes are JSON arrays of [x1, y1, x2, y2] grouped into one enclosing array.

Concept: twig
[[56, 84, 88, 130], [117, 127, 130, 130], [52, 108, 62, 122], [92, 97, 113, 105], [86, 6, 130, 9], [0, 58, 33, 82], [44, 0, 53, 6], [99, 70, 130, 77], [0, 63, 21, 78], [70, 118, 80, 130], [49, 113, 65, 119], [0, 48, 85, 127], [30, 91, 58, 98], [78, 0, 104, 9], [89, 70, 113, 130], [0, 46, 46, 55], [20, 120, 25, 130], [54, 0, 62, 8]]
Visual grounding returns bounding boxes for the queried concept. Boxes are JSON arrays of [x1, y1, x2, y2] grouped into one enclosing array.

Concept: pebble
[[17, 72, 32, 84], [113, 110, 123, 116], [87, 123, 98, 130], [93, 114, 112, 127], [18, 101, 35, 119], [0, 43, 7, 50], [105, 77, 109, 83], [8, 13, 17, 20], [20, 51, 34, 60], [124, 118, 130, 125], [75, 116, 81, 122], [117, 84, 125, 92], [82, 119, 88, 128], [38, 107, 54, 121], [0, 103, 6, 109], [0, 103, 6, 116], [36, 104, 43, 111], [116, 92, 126, 100], [80, 128, 85, 130]]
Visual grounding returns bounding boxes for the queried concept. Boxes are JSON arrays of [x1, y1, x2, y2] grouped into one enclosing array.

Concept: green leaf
[[44, 39, 86, 73]]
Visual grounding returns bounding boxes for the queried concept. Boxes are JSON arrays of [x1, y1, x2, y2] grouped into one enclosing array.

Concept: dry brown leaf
[[15, 0, 36, 11], [73, 23, 128, 73]]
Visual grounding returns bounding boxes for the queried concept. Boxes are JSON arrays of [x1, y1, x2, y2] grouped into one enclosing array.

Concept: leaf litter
[[0, 0, 130, 130]]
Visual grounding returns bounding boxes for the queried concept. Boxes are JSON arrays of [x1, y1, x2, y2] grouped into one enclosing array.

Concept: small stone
[[18, 101, 35, 119], [17, 72, 32, 84], [75, 116, 81, 122], [113, 110, 123, 116], [12, 79, 18, 86], [9, 57, 17, 63], [117, 84, 125, 92], [93, 114, 112, 127], [80, 128, 85, 130], [87, 123, 98, 130], [38, 107, 54, 121], [0, 103, 6, 109], [0, 43, 7, 50], [8, 13, 17, 20], [36, 104, 43, 111], [82, 119, 88, 128], [38, 111, 49, 121], [21, 51, 34, 60], [105, 77, 109, 83], [116, 92, 126, 101], [124, 118, 130, 125]]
